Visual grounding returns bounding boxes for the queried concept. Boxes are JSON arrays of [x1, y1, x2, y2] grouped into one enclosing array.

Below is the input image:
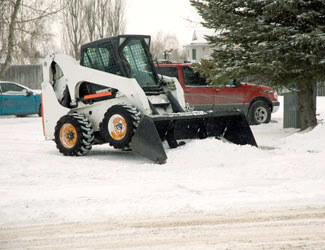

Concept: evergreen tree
[[191, 0, 325, 129]]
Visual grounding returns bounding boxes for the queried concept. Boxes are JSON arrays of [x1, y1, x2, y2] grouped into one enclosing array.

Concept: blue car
[[0, 81, 42, 116]]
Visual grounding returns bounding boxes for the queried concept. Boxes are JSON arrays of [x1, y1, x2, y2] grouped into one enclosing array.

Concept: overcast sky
[[125, 0, 202, 46]]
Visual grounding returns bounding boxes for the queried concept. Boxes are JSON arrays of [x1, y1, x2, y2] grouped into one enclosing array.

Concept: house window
[[192, 49, 197, 60]]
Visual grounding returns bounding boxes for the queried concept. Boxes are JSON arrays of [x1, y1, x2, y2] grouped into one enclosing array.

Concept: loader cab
[[80, 35, 162, 93]]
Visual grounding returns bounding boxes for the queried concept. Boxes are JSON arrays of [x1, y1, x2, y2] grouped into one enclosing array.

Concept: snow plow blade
[[130, 116, 168, 164], [131, 111, 257, 164]]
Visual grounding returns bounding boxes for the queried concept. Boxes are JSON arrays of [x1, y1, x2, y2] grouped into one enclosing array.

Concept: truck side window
[[156, 67, 179, 80], [182, 67, 207, 86]]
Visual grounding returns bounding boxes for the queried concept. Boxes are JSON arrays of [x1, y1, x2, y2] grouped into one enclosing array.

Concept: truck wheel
[[100, 105, 141, 149], [55, 113, 94, 156], [248, 101, 271, 125]]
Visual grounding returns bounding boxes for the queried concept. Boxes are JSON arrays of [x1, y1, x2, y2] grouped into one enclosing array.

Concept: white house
[[183, 30, 214, 63]]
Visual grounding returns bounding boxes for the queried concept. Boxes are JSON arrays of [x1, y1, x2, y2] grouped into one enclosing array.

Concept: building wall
[[185, 44, 213, 63], [2, 64, 43, 89]]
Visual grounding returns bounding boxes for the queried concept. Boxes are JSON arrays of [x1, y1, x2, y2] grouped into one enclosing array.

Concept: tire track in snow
[[1, 206, 325, 249]]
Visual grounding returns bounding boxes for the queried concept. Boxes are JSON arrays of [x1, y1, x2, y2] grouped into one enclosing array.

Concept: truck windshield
[[120, 38, 160, 89]]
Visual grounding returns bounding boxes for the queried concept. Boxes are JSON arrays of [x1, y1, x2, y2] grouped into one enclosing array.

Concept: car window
[[1, 82, 26, 95], [182, 67, 207, 86], [156, 67, 179, 80]]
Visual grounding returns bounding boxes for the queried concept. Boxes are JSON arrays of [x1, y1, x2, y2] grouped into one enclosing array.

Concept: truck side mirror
[[233, 79, 241, 87]]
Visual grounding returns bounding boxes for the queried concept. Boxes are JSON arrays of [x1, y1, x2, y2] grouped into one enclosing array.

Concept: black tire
[[100, 105, 141, 149], [54, 113, 94, 156], [38, 104, 42, 117], [248, 101, 271, 125]]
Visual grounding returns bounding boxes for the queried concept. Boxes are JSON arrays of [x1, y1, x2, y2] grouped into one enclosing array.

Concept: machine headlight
[[167, 79, 176, 90]]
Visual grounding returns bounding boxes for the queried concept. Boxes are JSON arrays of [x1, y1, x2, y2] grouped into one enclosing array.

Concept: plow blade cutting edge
[[130, 111, 257, 164]]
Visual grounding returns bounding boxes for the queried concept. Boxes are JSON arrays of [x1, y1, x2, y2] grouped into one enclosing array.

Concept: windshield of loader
[[120, 38, 160, 89]]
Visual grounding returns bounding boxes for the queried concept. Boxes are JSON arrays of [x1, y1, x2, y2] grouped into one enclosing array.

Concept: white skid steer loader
[[41, 35, 257, 164]]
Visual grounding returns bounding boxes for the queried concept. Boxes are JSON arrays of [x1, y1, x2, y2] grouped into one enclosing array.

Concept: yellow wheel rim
[[108, 115, 127, 140], [59, 123, 77, 149]]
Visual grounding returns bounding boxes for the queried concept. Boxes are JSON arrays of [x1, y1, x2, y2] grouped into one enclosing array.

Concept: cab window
[[121, 38, 159, 87], [82, 45, 120, 75]]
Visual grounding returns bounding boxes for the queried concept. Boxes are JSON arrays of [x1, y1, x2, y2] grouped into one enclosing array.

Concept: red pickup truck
[[156, 64, 280, 125]]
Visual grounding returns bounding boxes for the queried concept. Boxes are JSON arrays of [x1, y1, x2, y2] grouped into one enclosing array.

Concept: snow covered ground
[[1, 96, 325, 248]]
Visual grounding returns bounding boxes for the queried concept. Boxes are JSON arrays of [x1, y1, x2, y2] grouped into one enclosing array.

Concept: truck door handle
[[215, 89, 220, 92]]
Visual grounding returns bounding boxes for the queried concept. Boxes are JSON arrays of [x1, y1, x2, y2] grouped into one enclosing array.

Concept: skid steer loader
[[41, 35, 257, 164]]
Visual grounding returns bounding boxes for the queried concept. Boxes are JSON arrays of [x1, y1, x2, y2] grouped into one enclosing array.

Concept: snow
[[1, 96, 325, 227]]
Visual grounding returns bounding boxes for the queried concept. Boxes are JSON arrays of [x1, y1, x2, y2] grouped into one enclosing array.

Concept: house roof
[[184, 29, 216, 47]]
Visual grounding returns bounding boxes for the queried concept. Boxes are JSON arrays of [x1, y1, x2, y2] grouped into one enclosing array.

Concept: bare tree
[[150, 32, 165, 61], [62, 0, 126, 59], [94, 0, 126, 39], [150, 33, 185, 63], [95, 0, 110, 39], [0, 0, 22, 78], [107, 0, 126, 37], [0, 1, 10, 57], [62, 0, 85, 60], [0, 0, 62, 78], [83, 0, 96, 42], [83, 0, 126, 41], [15, 1, 57, 63]]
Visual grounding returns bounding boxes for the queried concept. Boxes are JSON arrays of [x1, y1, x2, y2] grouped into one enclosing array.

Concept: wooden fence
[[2, 64, 43, 90]]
